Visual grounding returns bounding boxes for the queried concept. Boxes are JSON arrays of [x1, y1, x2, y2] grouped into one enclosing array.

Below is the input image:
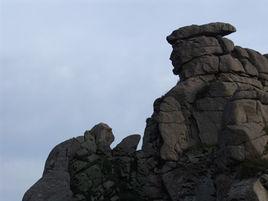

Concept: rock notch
[[23, 22, 268, 201]]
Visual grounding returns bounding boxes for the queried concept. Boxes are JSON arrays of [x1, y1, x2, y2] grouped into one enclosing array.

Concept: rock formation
[[23, 22, 268, 201]]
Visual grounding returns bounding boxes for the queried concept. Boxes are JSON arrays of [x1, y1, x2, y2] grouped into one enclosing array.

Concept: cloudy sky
[[1, 0, 267, 200]]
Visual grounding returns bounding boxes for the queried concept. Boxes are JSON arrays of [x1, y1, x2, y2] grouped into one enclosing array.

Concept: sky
[[1, 0, 268, 200]]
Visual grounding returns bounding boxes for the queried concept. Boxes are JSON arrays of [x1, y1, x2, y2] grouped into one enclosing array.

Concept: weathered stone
[[208, 81, 237, 97], [195, 176, 216, 201], [23, 139, 81, 201], [225, 99, 262, 125], [167, 77, 207, 103], [90, 123, 114, 153], [196, 97, 227, 111], [247, 49, 268, 74], [141, 117, 160, 156], [218, 37, 235, 53], [222, 124, 265, 146], [227, 179, 268, 201], [167, 22, 236, 44], [179, 55, 219, 78], [227, 145, 246, 161], [260, 105, 268, 123], [219, 54, 245, 73], [24, 22, 268, 201], [23, 171, 74, 201], [159, 122, 188, 160], [248, 135, 268, 157], [159, 96, 181, 112], [157, 110, 185, 123], [234, 46, 250, 58], [219, 73, 263, 89], [193, 111, 221, 145], [81, 131, 97, 154], [170, 36, 223, 67], [259, 73, 268, 81], [260, 174, 268, 190], [113, 134, 141, 156], [180, 61, 206, 78], [162, 168, 185, 201], [240, 59, 259, 76]]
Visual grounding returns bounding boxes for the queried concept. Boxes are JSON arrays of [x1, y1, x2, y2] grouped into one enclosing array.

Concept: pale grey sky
[[1, 0, 268, 201]]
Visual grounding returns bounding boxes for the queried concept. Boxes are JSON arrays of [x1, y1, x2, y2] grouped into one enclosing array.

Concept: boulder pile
[[23, 22, 268, 201]]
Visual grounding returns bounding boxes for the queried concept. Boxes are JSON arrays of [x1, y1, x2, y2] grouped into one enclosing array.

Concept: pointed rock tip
[[167, 22, 236, 44], [113, 134, 141, 155]]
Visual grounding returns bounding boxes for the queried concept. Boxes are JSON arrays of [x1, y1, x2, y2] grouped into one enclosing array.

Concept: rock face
[[23, 22, 268, 201]]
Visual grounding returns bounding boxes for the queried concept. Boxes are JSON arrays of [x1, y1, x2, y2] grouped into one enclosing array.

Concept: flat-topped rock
[[167, 22, 236, 44]]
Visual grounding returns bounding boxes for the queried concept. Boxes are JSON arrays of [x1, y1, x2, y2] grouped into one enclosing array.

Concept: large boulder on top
[[23, 22, 268, 201], [167, 22, 236, 44]]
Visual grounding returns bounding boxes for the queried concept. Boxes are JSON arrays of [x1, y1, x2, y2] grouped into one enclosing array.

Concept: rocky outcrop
[[22, 139, 81, 201], [23, 22, 268, 201]]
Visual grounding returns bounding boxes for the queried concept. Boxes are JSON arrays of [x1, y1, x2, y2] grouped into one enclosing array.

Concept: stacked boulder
[[23, 22, 268, 201], [141, 22, 268, 201]]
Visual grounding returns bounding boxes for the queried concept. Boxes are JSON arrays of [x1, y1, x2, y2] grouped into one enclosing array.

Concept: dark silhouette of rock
[[23, 22, 268, 201], [22, 139, 81, 201]]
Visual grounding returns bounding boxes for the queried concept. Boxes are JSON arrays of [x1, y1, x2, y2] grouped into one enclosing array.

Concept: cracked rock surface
[[23, 22, 268, 201]]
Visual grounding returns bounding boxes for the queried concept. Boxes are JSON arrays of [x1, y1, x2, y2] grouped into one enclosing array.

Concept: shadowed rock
[[23, 22, 268, 201], [113, 134, 141, 156], [22, 139, 81, 201]]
